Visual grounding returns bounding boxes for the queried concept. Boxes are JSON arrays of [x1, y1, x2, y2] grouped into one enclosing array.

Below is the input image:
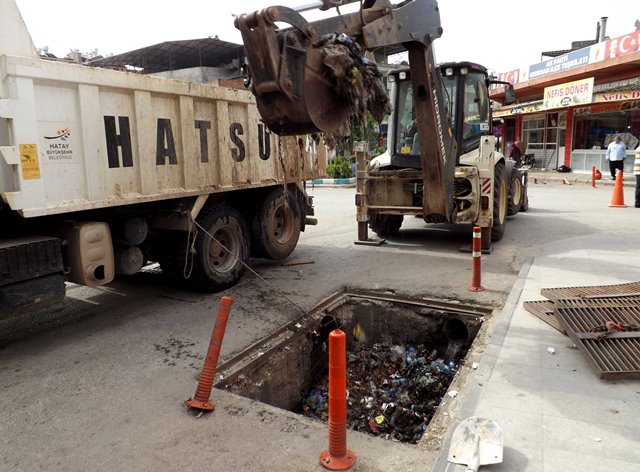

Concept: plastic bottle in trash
[[405, 346, 417, 365]]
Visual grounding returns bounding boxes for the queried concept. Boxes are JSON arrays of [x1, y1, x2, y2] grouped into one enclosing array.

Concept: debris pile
[[302, 341, 461, 443], [318, 33, 391, 136]]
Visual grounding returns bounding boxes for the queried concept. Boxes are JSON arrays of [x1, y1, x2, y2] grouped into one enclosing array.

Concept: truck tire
[[369, 212, 403, 237], [191, 204, 250, 292], [157, 231, 189, 281], [251, 187, 301, 260], [507, 169, 523, 216], [491, 162, 508, 242]]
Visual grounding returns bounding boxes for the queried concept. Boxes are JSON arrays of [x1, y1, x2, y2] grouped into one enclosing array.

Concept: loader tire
[[491, 162, 508, 242], [190, 204, 249, 292], [251, 187, 301, 260], [507, 170, 523, 216], [369, 212, 403, 237]]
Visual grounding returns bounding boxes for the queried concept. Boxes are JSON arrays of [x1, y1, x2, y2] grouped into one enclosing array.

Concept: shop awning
[[493, 75, 640, 117], [493, 99, 544, 118]]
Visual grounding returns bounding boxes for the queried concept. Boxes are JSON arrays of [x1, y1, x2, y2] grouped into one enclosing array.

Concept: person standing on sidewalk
[[634, 145, 640, 208], [509, 140, 523, 165], [606, 135, 627, 180]]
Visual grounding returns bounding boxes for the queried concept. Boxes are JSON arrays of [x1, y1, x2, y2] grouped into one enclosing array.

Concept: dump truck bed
[[0, 54, 324, 218]]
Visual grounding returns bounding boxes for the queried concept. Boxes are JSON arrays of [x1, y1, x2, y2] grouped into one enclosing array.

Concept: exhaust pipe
[[599, 17, 608, 42]]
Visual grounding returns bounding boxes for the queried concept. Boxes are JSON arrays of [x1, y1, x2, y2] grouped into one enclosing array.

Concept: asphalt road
[[1, 178, 639, 471]]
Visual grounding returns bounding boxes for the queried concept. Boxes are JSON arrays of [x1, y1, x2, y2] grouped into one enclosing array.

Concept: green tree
[[326, 155, 352, 178]]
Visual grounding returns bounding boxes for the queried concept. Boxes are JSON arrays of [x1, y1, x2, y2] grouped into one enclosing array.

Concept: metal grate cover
[[541, 281, 640, 301], [554, 297, 640, 379], [523, 300, 564, 333]]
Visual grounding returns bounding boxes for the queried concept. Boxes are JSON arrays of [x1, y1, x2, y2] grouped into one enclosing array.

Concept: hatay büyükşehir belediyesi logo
[[44, 127, 71, 140]]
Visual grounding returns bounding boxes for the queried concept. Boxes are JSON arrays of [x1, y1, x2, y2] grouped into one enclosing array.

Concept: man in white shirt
[[634, 145, 640, 208], [606, 135, 627, 180]]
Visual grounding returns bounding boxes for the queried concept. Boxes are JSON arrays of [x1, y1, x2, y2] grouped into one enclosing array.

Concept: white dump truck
[[0, 1, 326, 318]]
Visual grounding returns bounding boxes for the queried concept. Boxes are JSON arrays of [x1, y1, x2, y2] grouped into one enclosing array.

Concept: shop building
[[491, 28, 640, 173]]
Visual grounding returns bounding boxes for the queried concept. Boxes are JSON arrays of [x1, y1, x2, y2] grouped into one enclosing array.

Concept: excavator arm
[[235, 0, 458, 220]]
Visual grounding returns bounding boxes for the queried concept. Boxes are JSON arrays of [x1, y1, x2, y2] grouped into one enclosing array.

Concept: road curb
[[307, 177, 356, 187]]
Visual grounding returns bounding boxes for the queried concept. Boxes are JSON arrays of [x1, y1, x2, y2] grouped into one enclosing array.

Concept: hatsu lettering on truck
[[229, 123, 272, 162], [103, 117, 272, 168]]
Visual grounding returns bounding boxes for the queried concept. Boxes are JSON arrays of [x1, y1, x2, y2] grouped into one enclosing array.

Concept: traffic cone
[[608, 170, 627, 208]]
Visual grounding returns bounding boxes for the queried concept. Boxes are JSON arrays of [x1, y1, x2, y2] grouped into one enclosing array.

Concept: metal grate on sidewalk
[[523, 300, 564, 333], [554, 297, 640, 380], [524, 282, 640, 380], [540, 281, 640, 301]]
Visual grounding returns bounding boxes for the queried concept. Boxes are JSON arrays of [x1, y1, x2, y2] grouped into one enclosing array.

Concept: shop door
[[522, 113, 561, 170]]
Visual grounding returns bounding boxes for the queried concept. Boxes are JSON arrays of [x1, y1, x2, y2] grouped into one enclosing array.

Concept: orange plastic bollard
[[185, 296, 233, 411], [608, 170, 627, 208], [591, 166, 596, 188], [320, 330, 356, 470], [468, 226, 485, 292]]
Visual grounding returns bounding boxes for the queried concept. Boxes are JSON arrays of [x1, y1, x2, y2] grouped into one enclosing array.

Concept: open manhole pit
[[216, 290, 490, 444]]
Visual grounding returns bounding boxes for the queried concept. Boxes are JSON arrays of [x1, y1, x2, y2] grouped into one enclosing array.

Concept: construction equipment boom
[[235, 0, 528, 248]]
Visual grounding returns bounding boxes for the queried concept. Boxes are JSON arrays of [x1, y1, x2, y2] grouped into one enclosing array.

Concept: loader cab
[[389, 62, 492, 168]]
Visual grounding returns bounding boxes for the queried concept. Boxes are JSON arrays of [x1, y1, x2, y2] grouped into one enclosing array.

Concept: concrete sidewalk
[[435, 233, 640, 471]]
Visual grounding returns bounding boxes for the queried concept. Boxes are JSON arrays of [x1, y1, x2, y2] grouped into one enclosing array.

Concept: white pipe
[[599, 17, 608, 42]]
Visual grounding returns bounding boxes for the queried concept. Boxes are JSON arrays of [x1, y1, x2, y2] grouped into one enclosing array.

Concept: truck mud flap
[[0, 236, 64, 286], [0, 237, 66, 320]]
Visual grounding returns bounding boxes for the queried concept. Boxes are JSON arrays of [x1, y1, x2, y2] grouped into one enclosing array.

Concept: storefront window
[[573, 109, 640, 150]]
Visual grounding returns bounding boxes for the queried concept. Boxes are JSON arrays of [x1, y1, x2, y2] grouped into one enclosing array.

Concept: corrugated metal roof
[[88, 37, 243, 74]]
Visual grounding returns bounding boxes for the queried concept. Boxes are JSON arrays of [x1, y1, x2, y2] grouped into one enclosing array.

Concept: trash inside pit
[[215, 290, 490, 444], [302, 341, 460, 443]]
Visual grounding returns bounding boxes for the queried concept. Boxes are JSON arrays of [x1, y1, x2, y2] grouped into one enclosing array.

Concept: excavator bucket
[[236, 10, 352, 135], [235, 0, 444, 136], [301, 47, 354, 136], [235, 7, 350, 135]]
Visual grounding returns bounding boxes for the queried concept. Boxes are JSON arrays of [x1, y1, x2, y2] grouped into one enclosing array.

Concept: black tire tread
[[507, 170, 522, 217], [190, 204, 249, 292], [157, 231, 189, 281], [369, 212, 403, 237], [251, 187, 301, 260], [491, 162, 507, 242]]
